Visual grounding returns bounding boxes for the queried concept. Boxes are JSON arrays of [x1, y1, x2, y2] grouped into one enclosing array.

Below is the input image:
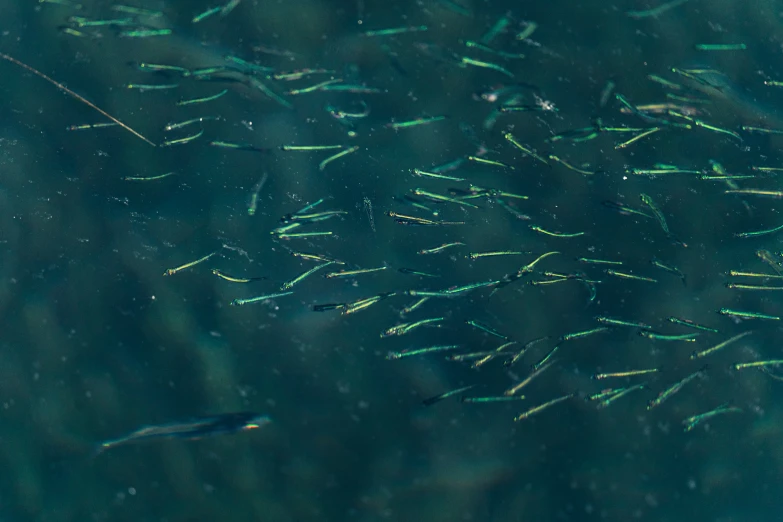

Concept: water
[[0, 0, 782, 521]]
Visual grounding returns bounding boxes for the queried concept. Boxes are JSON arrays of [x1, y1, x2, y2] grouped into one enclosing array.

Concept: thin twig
[[0, 52, 156, 146]]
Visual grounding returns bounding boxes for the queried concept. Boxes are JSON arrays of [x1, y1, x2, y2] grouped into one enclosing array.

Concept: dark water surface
[[1, 0, 782, 521]]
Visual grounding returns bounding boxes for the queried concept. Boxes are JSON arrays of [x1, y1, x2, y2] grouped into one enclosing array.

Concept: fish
[[93, 412, 271, 456]]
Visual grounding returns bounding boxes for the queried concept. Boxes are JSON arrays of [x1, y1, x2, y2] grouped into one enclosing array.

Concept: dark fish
[[93, 411, 271, 456]]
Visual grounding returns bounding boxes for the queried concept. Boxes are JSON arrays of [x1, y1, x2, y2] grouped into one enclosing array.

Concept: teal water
[[1, 0, 782, 521]]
